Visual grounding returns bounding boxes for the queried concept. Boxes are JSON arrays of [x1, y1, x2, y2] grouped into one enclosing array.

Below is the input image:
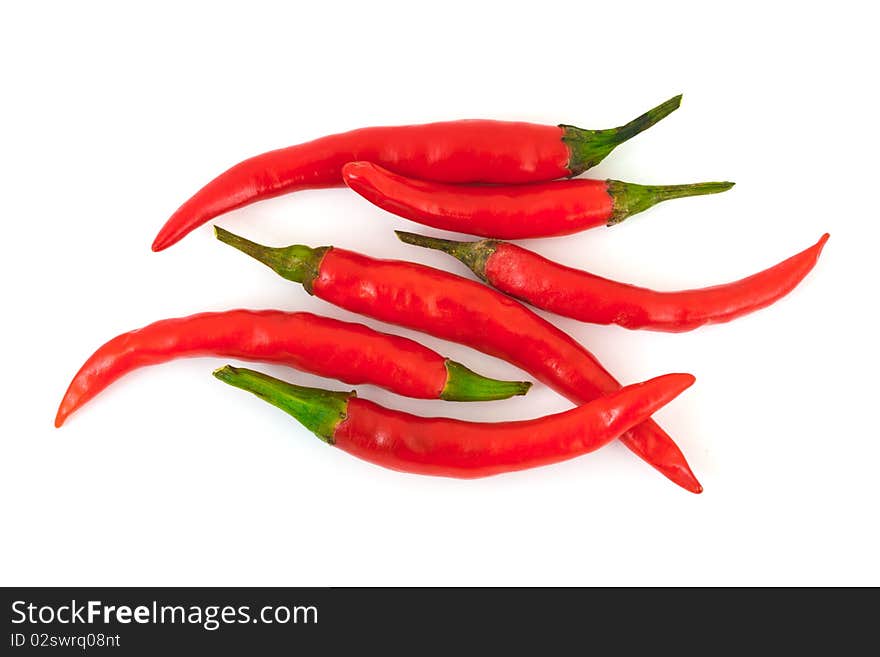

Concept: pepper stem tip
[[395, 231, 497, 281], [213, 365, 351, 444], [441, 360, 532, 402], [214, 226, 328, 292], [606, 179, 735, 225], [394, 230, 468, 253], [562, 94, 683, 175]]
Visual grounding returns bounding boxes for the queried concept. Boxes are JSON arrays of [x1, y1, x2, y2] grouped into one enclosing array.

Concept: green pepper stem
[[606, 180, 735, 225], [613, 94, 683, 141], [214, 226, 328, 293], [394, 231, 496, 281], [561, 94, 683, 176], [213, 365, 352, 443], [442, 360, 531, 401]]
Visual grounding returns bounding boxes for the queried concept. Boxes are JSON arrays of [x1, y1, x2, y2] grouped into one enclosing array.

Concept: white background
[[1, 1, 877, 586]]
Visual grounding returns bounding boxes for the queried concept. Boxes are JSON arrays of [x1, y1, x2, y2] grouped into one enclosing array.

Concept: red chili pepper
[[215, 228, 703, 493], [152, 95, 682, 250], [343, 161, 734, 239], [396, 232, 830, 332], [214, 365, 695, 478], [55, 310, 531, 427]]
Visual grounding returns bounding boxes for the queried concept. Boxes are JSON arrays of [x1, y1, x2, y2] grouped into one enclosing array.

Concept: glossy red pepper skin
[[398, 233, 830, 332], [215, 228, 703, 493], [489, 237, 829, 331], [153, 96, 682, 250], [343, 162, 612, 238], [55, 310, 530, 427], [215, 365, 695, 479], [153, 122, 564, 251], [343, 162, 733, 239]]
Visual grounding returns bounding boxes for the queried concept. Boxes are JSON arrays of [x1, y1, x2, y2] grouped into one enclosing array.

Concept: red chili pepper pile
[[59, 95, 829, 492]]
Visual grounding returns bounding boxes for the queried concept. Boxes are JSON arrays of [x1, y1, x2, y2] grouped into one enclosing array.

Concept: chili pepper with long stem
[[396, 232, 830, 332], [343, 161, 734, 239], [55, 310, 531, 427], [152, 95, 682, 251], [215, 365, 695, 479], [215, 227, 703, 493]]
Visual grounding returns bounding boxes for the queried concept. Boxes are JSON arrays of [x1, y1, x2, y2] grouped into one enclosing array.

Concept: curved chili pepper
[[396, 232, 830, 332], [343, 161, 734, 239], [215, 228, 703, 493], [215, 365, 695, 478], [152, 95, 682, 250], [55, 310, 531, 427]]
